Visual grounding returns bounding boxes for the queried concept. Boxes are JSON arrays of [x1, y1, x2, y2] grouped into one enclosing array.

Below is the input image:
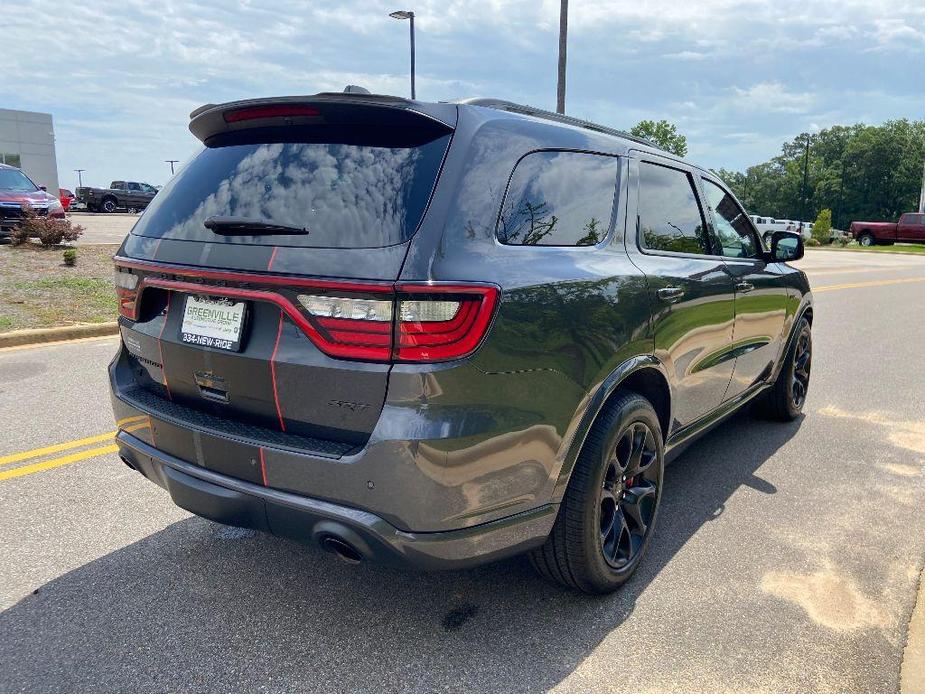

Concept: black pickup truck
[[73, 181, 158, 213]]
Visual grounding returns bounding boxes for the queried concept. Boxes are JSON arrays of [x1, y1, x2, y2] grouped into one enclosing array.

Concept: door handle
[[657, 287, 685, 302], [735, 281, 756, 293]]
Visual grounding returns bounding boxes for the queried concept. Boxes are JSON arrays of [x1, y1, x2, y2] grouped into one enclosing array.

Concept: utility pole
[[74, 169, 85, 187], [800, 134, 811, 221], [919, 159, 925, 214], [165, 160, 179, 175], [836, 159, 847, 230], [556, 0, 568, 114]]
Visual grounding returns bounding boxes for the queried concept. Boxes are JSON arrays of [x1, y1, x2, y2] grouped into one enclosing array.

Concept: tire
[[858, 232, 875, 247], [529, 392, 664, 594], [761, 317, 812, 421], [101, 197, 118, 213]]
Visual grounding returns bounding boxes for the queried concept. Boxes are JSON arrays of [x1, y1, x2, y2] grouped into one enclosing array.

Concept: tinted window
[[497, 151, 617, 246], [127, 182, 141, 191], [637, 162, 710, 255], [131, 130, 451, 248], [702, 179, 760, 258]]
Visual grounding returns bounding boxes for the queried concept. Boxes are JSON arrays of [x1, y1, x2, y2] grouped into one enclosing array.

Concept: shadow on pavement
[[1, 410, 800, 692]]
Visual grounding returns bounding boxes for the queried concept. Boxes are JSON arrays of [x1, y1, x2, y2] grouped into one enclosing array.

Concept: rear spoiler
[[188, 93, 457, 143]]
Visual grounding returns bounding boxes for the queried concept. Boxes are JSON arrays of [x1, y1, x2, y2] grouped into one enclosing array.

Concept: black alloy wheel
[[790, 327, 811, 411], [599, 421, 660, 569], [529, 391, 664, 593]]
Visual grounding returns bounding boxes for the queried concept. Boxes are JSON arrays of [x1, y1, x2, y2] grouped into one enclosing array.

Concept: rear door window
[[130, 128, 452, 248], [637, 162, 712, 255], [497, 150, 618, 246]]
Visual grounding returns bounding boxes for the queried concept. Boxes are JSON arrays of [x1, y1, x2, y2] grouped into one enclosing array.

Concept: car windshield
[[0, 169, 38, 192]]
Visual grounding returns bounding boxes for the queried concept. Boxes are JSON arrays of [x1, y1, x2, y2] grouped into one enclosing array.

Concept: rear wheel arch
[[553, 358, 672, 501]]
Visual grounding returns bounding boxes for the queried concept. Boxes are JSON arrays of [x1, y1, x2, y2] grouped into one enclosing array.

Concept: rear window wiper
[[203, 216, 309, 235]]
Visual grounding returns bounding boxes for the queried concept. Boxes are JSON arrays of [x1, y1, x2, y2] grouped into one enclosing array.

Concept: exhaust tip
[[320, 535, 364, 564]]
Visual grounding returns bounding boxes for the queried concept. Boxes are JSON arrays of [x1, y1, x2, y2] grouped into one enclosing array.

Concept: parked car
[[109, 93, 813, 593], [73, 180, 158, 213], [0, 163, 65, 239], [59, 188, 75, 212], [849, 213, 925, 246]]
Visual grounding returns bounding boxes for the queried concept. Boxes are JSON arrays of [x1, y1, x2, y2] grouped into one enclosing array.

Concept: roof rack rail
[[451, 97, 664, 152]]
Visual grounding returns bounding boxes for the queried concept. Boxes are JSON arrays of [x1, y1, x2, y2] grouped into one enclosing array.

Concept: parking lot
[[2, 249, 924, 692], [68, 212, 138, 245]]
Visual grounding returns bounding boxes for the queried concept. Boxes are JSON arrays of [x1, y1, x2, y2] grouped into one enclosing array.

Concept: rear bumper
[[116, 431, 556, 570]]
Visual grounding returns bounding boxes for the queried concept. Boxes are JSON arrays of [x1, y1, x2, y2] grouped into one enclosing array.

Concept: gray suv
[[109, 92, 812, 593]]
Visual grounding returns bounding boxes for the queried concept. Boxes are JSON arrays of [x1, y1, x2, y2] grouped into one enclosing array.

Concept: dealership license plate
[[180, 295, 246, 351]]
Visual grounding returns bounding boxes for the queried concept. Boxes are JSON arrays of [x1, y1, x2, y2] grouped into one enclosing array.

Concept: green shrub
[[806, 238, 821, 247], [813, 209, 832, 243], [63, 248, 77, 266]]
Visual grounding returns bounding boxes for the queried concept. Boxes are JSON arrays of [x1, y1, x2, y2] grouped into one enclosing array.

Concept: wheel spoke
[[622, 483, 656, 536], [624, 424, 656, 478]]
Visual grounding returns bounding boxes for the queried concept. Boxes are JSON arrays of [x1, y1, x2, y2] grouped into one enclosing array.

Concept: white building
[[0, 109, 60, 193]]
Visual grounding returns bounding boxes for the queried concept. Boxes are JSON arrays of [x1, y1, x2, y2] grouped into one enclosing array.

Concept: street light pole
[[389, 10, 416, 100], [556, 0, 568, 114], [166, 160, 179, 175], [74, 169, 85, 187]]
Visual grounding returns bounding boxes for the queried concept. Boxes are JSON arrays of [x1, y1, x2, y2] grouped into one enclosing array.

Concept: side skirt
[[664, 381, 771, 464]]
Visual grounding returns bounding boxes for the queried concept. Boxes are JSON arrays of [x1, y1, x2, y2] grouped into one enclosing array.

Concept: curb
[[0, 322, 119, 349], [902, 567, 925, 693]]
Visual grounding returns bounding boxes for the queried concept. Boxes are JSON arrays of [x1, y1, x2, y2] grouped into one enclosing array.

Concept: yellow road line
[[0, 444, 120, 482], [0, 419, 148, 467], [814, 277, 925, 293]]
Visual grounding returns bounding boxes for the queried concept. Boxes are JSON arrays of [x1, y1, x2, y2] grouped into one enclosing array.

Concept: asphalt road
[[2, 249, 925, 693]]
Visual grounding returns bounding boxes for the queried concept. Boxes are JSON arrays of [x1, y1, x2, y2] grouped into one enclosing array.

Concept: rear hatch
[[113, 95, 463, 453]]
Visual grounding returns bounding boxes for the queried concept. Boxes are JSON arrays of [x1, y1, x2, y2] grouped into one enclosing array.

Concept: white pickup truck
[[749, 215, 813, 245]]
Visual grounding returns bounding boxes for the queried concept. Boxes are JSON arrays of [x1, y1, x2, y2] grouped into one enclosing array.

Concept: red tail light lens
[[296, 293, 395, 361], [223, 105, 321, 123], [114, 269, 139, 319], [296, 284, 499, 363], [395, 285, 500, 362]]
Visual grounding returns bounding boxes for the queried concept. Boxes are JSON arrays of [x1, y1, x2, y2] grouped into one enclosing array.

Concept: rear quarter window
[[130, 127, 451, 249], [496, 150, 618, 246]]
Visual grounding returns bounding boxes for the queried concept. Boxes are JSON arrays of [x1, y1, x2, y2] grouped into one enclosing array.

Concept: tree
[[813, 209, 832, 243], [630, 120, 688, 157], [715, 120, 925, 227]]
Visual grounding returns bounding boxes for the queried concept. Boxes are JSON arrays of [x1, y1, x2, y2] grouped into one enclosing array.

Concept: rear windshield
[[131, 127, 452, 248]]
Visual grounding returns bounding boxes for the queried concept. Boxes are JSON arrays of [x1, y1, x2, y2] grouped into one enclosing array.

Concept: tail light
[[113, 259, 499, 364], [296, 284, 499, 363], [114, 269, 139, 319]]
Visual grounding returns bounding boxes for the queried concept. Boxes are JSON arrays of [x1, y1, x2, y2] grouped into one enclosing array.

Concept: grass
[[0, 243, 117, 332], [807, 242, 925, 255]]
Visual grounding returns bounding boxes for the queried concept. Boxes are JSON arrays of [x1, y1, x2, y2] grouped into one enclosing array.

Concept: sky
[[4, 0, 923, 190]]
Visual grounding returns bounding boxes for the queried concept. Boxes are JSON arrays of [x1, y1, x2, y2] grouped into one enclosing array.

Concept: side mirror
[[770, 230, 803, 262], [39, 185, 47, 192]]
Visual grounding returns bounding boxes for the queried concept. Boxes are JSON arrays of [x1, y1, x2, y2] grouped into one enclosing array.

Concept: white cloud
[[1, 0, 922, 185], [731, 83, 815, 114]]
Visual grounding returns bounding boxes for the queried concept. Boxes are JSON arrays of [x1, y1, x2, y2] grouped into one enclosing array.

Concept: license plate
[[180, 295, 246, 351], [72, 202, 87, 210]]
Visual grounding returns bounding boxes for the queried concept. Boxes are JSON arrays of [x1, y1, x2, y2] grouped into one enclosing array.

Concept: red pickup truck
[[850, 213, 925, 246]]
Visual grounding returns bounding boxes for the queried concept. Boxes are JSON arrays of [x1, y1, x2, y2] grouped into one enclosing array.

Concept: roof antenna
[[343, 85, 371, 94]]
